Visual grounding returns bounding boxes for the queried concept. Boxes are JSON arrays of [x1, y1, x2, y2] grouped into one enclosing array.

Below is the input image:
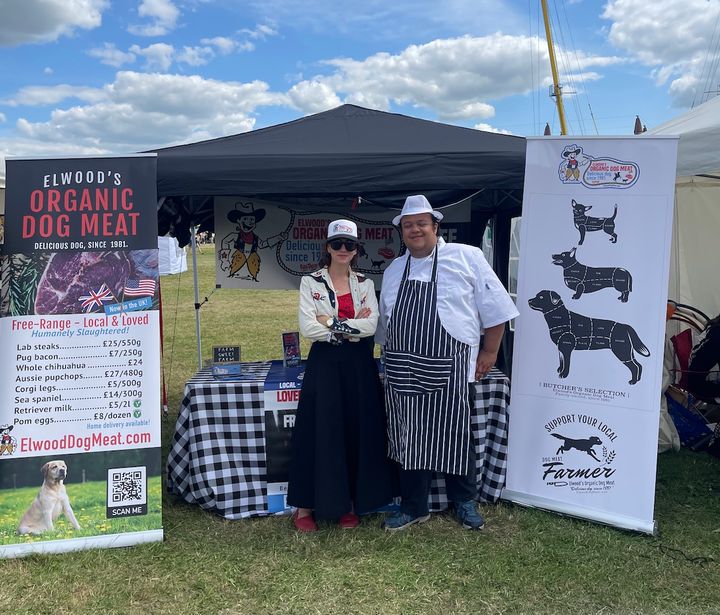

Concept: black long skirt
[[286, 337, 397, 520]]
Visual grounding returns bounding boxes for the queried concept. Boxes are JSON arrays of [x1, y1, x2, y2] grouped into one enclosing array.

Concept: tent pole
[[190, 222, 203, 371]]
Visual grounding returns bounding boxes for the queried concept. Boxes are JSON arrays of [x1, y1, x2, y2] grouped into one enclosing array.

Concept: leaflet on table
[[262, 362, 304, 514], [1, 312, 160, 455]]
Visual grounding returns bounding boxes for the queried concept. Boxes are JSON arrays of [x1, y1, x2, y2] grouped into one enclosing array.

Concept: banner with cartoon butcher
[[214, 196, 471, 289], [504, 137, 678, 534], [0, 155, 163, 558]]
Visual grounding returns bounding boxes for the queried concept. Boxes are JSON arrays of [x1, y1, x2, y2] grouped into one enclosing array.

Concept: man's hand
[[475, 348, 498, 380], [475, 323, 505, 380]]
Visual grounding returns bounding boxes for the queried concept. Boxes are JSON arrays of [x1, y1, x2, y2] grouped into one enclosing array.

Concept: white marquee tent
[[647, 96, 720, 320]]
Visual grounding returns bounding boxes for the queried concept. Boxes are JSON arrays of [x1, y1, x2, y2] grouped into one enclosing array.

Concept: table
[[167, 362, 510, 519]]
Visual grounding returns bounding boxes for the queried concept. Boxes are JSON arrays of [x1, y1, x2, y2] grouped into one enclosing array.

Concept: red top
[[337, 293, 355, 319]]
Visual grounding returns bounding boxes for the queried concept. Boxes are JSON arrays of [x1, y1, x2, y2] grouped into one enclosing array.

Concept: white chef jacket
[[298, 267, 379, 343], [377, 237, 519, 381]]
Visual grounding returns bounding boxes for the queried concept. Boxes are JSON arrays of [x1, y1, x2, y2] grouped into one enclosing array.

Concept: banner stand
[[502, 489, 657, 535]]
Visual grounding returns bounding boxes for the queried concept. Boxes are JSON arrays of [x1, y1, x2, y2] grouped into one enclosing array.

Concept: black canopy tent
[[151, 104, 526, 370], [153, 104, 526, 247]]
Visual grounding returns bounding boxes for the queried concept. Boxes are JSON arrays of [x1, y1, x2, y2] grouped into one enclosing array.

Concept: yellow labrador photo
[[17, 460, 82, 535]]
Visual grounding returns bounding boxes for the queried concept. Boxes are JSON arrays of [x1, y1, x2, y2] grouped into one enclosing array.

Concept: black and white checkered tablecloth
[[167, 363, 510, 519]]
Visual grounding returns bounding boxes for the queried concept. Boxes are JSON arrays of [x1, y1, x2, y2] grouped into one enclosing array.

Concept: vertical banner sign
[[0, 155, 163, 557], [504, 137, 678, 534], [262, 362, 303, 514], [213, 197, 471, 289]]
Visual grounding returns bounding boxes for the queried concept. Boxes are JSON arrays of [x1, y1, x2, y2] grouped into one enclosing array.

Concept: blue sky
[[1, 0, 719, 184]]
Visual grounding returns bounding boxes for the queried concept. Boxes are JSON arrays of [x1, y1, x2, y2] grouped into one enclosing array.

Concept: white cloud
[[0, 113, 6, 123], [473, 123, 512, 134], [88, 43, 137, 68], [200, 36, 236, 55], [240, 22, 279, 40], [0, 0, 109, 46], [3, 85, 108, 107], [43, 67, 53, 75], [129, 43, 175, 71], [602, 0, 720, 105], [288, 81, 342, 113], [289, 34, 621, 119], [7, 72, 288, 160], [176, 46, 215, 66], [128, 0, 180, 36]]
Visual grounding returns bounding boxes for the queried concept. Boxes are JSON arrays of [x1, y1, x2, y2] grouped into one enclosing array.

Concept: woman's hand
[[316, 314, 330, 326], [356, 307, 371, 319]]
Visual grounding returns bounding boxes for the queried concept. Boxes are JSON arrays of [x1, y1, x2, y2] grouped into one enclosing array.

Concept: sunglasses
[[328, 239, 358, 251]]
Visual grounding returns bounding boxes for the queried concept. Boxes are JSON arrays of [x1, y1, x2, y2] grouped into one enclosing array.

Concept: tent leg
[[191, 224, 203, 371]]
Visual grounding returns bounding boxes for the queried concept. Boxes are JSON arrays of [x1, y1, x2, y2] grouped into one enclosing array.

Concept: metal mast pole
[[541, 0, 568, 135]]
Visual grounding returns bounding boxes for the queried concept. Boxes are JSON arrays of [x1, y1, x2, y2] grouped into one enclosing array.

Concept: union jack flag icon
[[78, 284, 114, 312]]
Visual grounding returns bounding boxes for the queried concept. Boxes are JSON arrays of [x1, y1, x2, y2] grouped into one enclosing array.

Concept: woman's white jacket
[[298, 267, 379, 342]]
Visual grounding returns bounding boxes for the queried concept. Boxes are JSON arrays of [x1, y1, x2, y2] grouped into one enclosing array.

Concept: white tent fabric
[[647, 97, 720, 320], [158, 235, 187, 275]]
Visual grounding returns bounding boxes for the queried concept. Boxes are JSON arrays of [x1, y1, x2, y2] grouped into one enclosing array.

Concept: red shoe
[[339, 512, 360, 529], [292, 511, 318, 532]]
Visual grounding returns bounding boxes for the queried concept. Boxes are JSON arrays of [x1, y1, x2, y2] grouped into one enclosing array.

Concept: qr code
[[107, 466, 147, 506]]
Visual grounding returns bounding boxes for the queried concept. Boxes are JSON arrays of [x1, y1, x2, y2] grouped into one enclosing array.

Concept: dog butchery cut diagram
[[558, 144, 639, 189], [529, 181, 648, 384], [529, 290, 649, 385], [552, 247, 632, 303]]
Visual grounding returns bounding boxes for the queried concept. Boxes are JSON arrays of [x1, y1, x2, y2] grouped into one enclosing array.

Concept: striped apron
[[384, 247, 471, 475]]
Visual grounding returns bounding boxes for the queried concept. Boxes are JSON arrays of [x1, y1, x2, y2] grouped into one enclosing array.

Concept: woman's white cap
[[327, 219, 358, 240], [392, 195, 444, 226]]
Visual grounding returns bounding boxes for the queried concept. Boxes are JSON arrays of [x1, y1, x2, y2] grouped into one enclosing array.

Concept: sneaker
[[328, 317, 360, 335], [382, 511, 431, 532], [339, 512, 360, 529], [292, 511, 318, 533], [452, 500, 485, 530]]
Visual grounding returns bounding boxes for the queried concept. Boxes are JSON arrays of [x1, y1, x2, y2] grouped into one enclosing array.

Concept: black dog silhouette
[[528, 290, 649, 384], [370, 259, 385, 271], [551, 248, 632, 302], [551, 433, 603, 462], [571, 199, 618, 245]]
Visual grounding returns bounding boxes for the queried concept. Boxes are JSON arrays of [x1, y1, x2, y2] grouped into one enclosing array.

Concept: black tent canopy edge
[[151, 103, 525, 223]]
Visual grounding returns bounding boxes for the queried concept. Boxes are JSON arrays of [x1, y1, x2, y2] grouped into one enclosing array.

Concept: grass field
[[1, 250, 719, 615]]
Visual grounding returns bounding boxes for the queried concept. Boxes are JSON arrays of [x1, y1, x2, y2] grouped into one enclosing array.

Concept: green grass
[[1, 250, 720, 615]]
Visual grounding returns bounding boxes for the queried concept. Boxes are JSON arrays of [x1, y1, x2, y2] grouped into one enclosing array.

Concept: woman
[[688, 313, 720, 404], [287, 219, 396, 531]]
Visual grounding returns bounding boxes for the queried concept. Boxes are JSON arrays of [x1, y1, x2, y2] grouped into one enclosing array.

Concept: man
[[376, 195, 518, 531]]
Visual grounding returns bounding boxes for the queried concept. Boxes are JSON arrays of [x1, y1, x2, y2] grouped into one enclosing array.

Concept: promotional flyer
[[503, 137, 679, 534], [0, 155, 163, 557]]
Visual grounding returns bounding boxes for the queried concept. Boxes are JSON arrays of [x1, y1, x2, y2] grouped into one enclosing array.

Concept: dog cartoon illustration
[[571, 199, 618, 245], [220, 202, 288, 282], [551, 433, 603, 462], [0, 424, 16, 455], [528, 290, 650, 384], [370, 259, 385, 271], [17, 460, 82, 535], [551, 248, 632, 302]]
